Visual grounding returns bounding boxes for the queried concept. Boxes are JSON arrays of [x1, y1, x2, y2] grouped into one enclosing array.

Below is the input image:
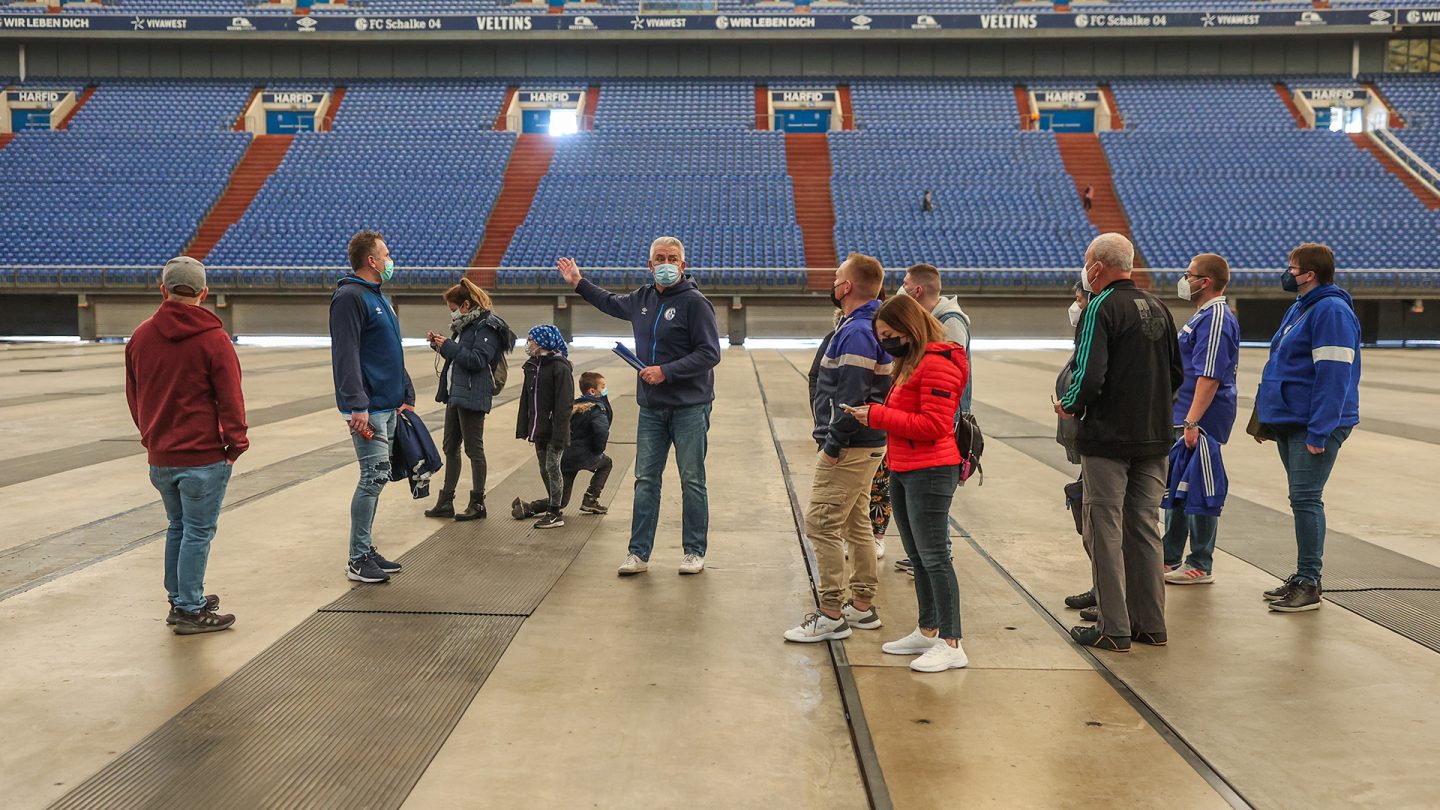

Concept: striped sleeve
[[1060, 288, 1113, 411]]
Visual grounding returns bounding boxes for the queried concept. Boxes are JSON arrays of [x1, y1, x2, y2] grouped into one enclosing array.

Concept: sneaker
[[1269, 580, 1322, 612], [894, 557, 914, 576], [370, 548, 402, 574], [1263, 574, 1301, 602], [1132, 630, 1169, 646], [910, 640, 969, 672], [172, 607, 236, 635], [842, 601, 882, 630], [783, 611, 852, 643], [1164, 563, 1213, 585], [679, 554, 705, 575], [1162, 563, 1179, 573], [346, 554, 390, 584], [511, 497, 528, 520], [579, 494, 608, 515], [1064, 589, 1097, 610], [618, 554, 649, 576], [167, 594, 220, 625], [874, 536, 886, 560], [882, 628, 942, 655], [534, 512, 565, 529], [1070, 625, 1130, 652], [1079, 605, 1099, 623]]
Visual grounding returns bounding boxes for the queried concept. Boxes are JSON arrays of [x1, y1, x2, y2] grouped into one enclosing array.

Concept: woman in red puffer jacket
[[851, 294, 969, 673]]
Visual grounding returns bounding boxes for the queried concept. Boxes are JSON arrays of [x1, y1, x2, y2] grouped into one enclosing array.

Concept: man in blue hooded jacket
[[1255, 243, 1361, 613], [330, 231, 415, 586], [558, 237, 722, 577]]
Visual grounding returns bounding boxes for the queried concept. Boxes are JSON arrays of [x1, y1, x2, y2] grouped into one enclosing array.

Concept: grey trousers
[[1080, 453, 1167, 638]]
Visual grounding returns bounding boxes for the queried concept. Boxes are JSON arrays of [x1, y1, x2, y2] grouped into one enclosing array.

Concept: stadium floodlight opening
[[548, 109, 579, 136]]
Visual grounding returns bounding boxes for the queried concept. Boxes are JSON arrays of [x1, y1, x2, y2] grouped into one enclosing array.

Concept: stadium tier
[[2, 76, 1439, 277]]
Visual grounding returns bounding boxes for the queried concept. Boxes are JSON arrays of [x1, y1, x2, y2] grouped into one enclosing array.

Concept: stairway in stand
[[1055, 133, 1148, 277], [0, 133, 14, 152], [470, 134, 559, 283], [185, 135, 294, 261], [1350, 133, 1440, 210], [783, 133, 838, 287]]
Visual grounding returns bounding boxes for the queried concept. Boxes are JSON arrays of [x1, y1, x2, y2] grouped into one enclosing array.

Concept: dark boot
[[455, 491, 487, 521], [424, 489, 455, 518]]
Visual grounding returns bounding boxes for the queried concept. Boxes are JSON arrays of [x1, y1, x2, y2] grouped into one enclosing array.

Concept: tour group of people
[[125, 231, 1360, 676]]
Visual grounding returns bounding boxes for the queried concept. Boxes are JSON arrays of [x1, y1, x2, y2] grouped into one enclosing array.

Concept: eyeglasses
[[1182, 273, 1207, 281]]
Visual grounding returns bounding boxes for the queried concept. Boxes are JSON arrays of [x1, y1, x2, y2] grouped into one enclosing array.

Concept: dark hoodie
[[563, 394, 612, 472], [575, 276, 721, 409], [125, 299, 249, 467], [516, 353, 574, 447]]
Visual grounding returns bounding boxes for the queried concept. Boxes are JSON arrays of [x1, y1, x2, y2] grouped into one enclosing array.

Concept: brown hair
[[904, 263, 941, 297], [579, 371, 606, 393], [1190, 253, 1230, 292], [348, 230, 384, 272], [842, 253, 885, 300], [874, 294, 946, 386], [1289, 243, 1336, 285], [443, 277, 493, 313]]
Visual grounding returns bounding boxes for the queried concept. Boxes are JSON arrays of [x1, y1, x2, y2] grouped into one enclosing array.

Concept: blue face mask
[[653, 263, 681, 287], [380, 258, 395, 283]]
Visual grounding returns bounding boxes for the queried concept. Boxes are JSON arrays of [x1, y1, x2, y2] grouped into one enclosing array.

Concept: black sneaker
[[1269, 580, 1322, 612], [1079, 605, 1099, 623], [346, 554, 390, 583], [579, 494, 608, 515], [369, 548, 402, 574], [894, 557, 914, 576], [1132, 630, 1169, 646], [1263, 574, 1301, 602], [511, 497, 529, 520], [1064, 589, 1097, 610], [172, 607, 236, 635], [167, 594, 220, 625], [1070, 625, 1130, 652], [534, 512, 565, 529]]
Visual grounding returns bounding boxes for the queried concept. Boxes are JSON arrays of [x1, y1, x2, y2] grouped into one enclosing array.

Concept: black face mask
[[829, 281, 847, 310], [880, 336, 909, 357]]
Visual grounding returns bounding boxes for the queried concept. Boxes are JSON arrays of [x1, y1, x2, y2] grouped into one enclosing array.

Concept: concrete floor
[[1, 340, 1438, 808]]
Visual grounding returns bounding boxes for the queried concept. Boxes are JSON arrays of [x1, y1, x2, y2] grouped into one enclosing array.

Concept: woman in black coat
[[424, 277, 514, 520]]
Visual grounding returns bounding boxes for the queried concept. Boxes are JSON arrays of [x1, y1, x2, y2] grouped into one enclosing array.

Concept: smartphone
[[838, 403, 858, 413]]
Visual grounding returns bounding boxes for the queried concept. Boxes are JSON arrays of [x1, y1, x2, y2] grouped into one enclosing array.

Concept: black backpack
[[931, 345, 984, 485]]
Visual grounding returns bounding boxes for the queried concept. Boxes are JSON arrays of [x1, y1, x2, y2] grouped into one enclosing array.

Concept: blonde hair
[[444, 277, 493, 312], [874, 294, 946, 386]]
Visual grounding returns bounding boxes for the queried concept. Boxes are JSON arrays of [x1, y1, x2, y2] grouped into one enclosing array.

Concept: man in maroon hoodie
[[125, 257, 248, 635]]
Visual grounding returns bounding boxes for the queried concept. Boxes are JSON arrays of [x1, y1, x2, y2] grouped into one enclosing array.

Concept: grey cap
[[162, 256, 207, 294]]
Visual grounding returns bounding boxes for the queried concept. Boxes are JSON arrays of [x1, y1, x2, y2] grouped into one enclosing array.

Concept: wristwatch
[[1182, 420, 1200, 430]]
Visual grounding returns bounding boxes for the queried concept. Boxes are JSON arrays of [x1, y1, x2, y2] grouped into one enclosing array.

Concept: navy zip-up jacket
[[1256, 284, 1361, 449], [330, 275, 415, 414], [811, 299, 892, 457], [575, 275, 721, 409]]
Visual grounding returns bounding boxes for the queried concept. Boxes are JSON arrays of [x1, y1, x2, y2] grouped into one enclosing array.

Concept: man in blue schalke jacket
[[1255, 243, 1361, 613], [330, 231, 415, 586], [1163, 253, 1240, 586], [557, 238, 722, 577]]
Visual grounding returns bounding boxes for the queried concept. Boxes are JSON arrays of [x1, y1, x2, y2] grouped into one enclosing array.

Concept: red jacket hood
[[151, 299, 224, 342]]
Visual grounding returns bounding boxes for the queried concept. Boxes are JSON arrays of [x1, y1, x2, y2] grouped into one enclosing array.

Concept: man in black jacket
[[1056, 233, 1182, 652]]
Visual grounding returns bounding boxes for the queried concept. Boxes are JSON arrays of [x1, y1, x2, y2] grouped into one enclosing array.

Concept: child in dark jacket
[[512, 325, 573, 529], [560, 372, 614, 516]]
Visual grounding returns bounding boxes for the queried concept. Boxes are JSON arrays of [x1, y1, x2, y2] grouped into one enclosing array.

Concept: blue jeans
[[630, 403, 711, 560], [349, 409, 398, 562], [150, 461, 233, 614], [1275, 425, 1351, 585], [891, 464, 962, 640]]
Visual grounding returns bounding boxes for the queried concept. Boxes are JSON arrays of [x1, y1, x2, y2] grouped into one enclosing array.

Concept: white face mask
[[1068, 301, 1084, 328], [1079, 262, 1096, 294], [1177, 276, 1200, 301], [449, 308, 463, 321]]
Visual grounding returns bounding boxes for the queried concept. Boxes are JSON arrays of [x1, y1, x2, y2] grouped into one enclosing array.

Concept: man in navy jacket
[[330, 231, 415, 586], [557, 238, 721, 577], [1255, 243, 1362, 613]]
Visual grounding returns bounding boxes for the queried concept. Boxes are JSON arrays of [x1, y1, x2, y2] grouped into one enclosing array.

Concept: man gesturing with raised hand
[[557, 239, 722, 577]]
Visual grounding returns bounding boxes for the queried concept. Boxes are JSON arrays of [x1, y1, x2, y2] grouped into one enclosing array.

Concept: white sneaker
[[1165, 563, 1214, 584], [617, 554, 649, 576], [882, 628, 942, 655], [679, 554, 705, 575], [910, 640, 969, 672], [783, 611, 852, 643], [874, 536, 886, 560], [842, 601, 882, 630]]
